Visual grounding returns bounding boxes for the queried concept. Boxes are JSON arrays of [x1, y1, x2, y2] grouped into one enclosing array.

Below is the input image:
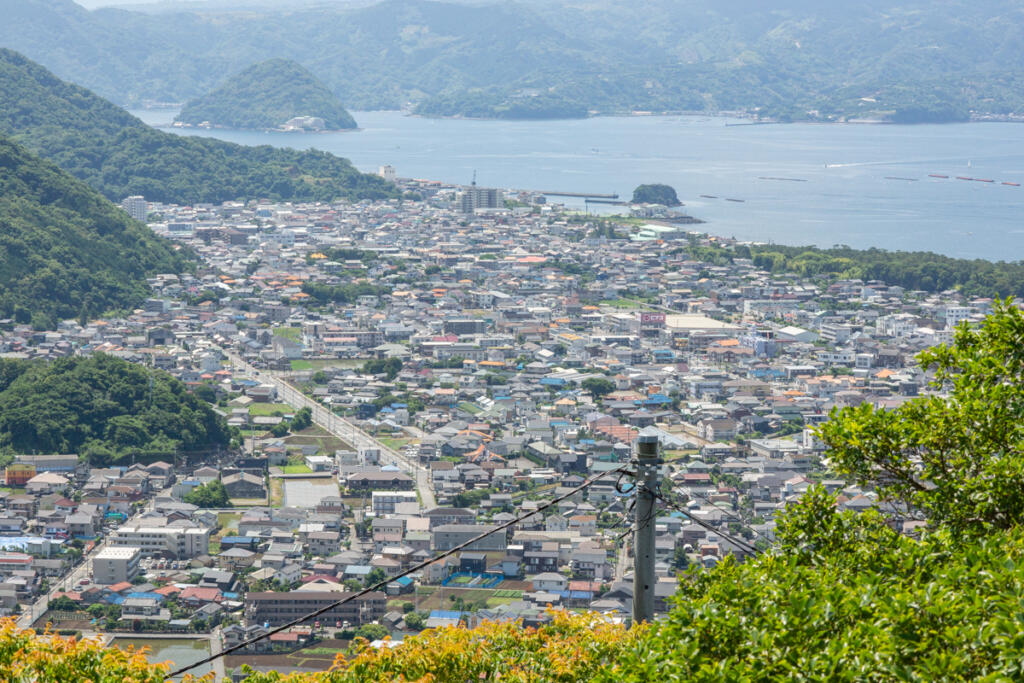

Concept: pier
[[537, 190, 619, 199]]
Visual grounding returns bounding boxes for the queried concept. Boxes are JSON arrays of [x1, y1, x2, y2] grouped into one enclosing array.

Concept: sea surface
[[131, 109, 1024, 261]]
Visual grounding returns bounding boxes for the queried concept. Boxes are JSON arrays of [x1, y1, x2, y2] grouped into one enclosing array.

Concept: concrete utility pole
[[632, 434, 661, 624]]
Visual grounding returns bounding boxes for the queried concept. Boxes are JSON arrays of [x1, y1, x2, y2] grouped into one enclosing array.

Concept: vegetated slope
[[0, 354, 229, 466], [0, 49, 395, 205], [0, 134, 188, 328], [175, 58, 357, 130], [1, 0, 1024, 120]]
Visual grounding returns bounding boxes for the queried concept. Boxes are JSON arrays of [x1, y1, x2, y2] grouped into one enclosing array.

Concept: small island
[[632, 183, 681, 206], [174, 58, 357, 131]]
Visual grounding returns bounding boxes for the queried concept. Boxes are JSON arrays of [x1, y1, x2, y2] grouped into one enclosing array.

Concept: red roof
[[179, 586, 222, 603], [108, 581, 133, 593]]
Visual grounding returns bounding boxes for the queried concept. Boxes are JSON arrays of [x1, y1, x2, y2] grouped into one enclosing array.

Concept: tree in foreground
[[819, 297, 1024, 534]]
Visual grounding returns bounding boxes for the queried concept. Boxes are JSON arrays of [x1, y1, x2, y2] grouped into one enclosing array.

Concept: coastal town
[[0, 173, 991, 678]]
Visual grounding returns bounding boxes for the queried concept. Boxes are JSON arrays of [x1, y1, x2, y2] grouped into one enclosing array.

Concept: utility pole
[[633, 434, 660, 624]]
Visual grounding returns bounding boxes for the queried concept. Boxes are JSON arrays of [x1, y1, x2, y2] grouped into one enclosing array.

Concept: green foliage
[[604, 490, 1024, 682], [0, 135, 188, 323], [403, 611, 425, 630], [363, 568, 387, 589], [631, 184, 680, 206], [819, 298, 1024, 535], [300, 282, 391, 306], [749, 244, 1024, 298], [360, 358, 403, 381], [581, 377, 616, 398], [176, 59, 356, 130], [0, 354, 229, 464], [48, 596, 78, 612], [290, 407, 313, 432], [184, 480, 231, 508], [0, 49, 396, 206], [354, 623, 390, 642]]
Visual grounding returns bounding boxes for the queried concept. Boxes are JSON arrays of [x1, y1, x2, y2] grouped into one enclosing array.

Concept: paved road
[[19, 539, 106, 630], [224, 350, 437, 509]]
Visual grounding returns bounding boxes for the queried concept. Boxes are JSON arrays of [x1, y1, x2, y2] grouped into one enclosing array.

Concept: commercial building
[[244, 590, 386, 627], [92, 546, 141, 585], [109, 523, 210, 559]]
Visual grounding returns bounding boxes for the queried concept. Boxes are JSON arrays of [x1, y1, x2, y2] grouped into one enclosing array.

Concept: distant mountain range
[[1, 0, 1023, 120], [0, 49, 395, 205], [176, 58, 358, 130]]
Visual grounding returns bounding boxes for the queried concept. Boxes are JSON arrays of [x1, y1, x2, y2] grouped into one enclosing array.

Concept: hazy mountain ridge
[[175, 58, 358, 130], [4, 0, 1023, 120]]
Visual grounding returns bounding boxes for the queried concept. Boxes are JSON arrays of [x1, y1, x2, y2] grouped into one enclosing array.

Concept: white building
[[371, 491, 418, 516], [378, 165, 396, 182], [92, 546, 141, 585], [109, 523, 210, 559], [120, 195, 148, 222]]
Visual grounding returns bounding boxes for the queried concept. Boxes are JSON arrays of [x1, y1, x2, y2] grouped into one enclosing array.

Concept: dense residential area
[[0, 176, 1002, 676]]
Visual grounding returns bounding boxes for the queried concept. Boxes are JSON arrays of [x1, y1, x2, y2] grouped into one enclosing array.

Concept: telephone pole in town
[[632, 434, 660, 624]]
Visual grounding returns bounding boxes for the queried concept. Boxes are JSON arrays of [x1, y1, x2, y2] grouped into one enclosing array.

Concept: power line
[[171, 464, 630, 678], [651, 490, 759, 556], [674, 486, 775, 547]]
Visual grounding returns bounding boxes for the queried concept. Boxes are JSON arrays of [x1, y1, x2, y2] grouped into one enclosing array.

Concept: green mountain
[[0, 354, 230, 466], [0, 49, 395, 205], [176, 59, 357, 130], [0, 134, 189, 328], [1, 0, 1023, 120]]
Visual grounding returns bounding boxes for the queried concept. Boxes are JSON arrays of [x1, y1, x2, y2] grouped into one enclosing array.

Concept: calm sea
[[131, 109, 1024, 261]]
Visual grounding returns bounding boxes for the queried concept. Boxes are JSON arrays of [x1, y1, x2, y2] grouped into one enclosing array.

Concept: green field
[[457, 402, 482, 415], [273, 327, 302, 342], [281, 464, 313, 474], [248, 403, 293, 417], [379, 437, 417, 451]]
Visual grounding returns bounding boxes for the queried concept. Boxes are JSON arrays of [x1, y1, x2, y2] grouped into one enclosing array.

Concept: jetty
[[537, 190, 619, 199]]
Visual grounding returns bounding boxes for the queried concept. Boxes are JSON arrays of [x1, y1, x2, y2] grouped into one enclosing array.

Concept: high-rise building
[[458, 185, 503, 213], [121, 195, 148, 222], [378, 165, 396, 182]]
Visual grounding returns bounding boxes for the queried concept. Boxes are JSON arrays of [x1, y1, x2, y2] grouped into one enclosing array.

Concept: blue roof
[[429, 610, 466, 620], [126, 592, 164, 602], [222, 536, 258, 545], [540, 377, 565, 386], [393, 576, 413, 587]]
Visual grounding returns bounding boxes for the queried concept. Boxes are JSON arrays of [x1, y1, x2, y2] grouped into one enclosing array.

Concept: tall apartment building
[[244, 591, 386, 627], [458, 185, 503, 213], [120, 195, 148, 222], [92, 546, 141, 584], [109, 523, 210, 559]]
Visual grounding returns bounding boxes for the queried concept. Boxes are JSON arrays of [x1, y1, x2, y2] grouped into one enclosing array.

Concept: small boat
[[1002, 182, 1020, 187], [725, 198, 745, 203], [885, 176, 918, 181], [928, 174, 949, 179], [700, 195, 718, 199]]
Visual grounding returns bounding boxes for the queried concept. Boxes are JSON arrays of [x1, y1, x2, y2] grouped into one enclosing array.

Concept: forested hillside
[[176, 59, 357, 130], [1, 0, 1023, 120], [0, 135, 188, 327], [0, 49, 395, 205], [0, 354, 229, 466]]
